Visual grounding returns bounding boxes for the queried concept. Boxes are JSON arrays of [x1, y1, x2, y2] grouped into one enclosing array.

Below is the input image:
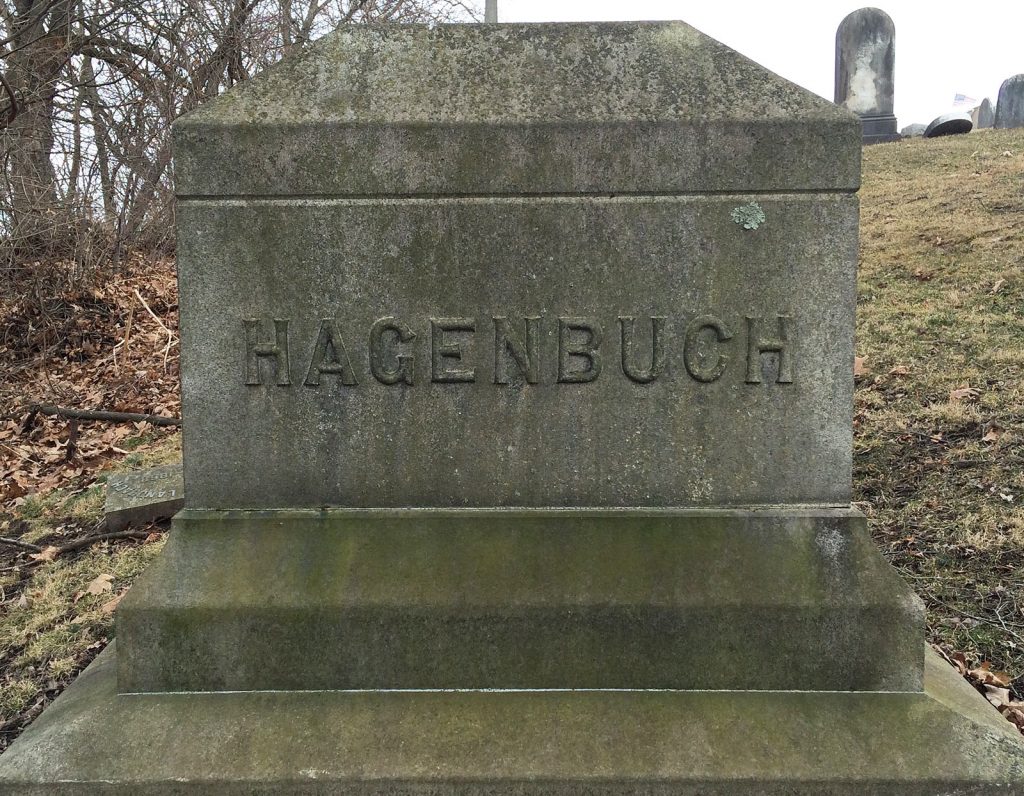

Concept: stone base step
[[116, 508, 924, 693], [1, 644, 1023, 794]]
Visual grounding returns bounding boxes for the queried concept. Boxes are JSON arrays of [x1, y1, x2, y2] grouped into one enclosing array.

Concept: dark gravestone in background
[[995, 74, 1024, 129], [925, 112, 973, 138], [835, 7, 900, 144]]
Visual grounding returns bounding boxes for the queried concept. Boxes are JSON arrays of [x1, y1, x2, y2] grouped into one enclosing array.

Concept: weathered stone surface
[[976, 97, 995, 129], [925, 112, 973, 138], [2, 644, 1024, 795], [174, 21, 861, 512], [835, 8, 899, 144], [995, 74, 1024, 129], [835, 8, 896, 115], [116, 508, 924, 693], [103, 465, 183, 531], [901, 122, 926, 137], [175, 23, 860, 196], [179, 193, 858, 509]]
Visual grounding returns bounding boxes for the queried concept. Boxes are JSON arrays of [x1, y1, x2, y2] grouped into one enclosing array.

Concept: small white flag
[[953, 93, 978, 108]]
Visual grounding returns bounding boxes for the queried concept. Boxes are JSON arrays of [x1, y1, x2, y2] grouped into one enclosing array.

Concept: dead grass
[[855, 128, 1024, 683], [0, 535, 165, 721], [0, 434, 177, 747]]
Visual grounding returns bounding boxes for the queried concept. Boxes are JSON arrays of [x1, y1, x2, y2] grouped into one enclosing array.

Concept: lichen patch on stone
[[731, 202, 766, 230]]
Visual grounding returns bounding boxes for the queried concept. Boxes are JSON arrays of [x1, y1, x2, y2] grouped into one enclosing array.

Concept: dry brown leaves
[[0, 255, 180, 504], [982, 424, 1007, 444], [73, 573, 113, 602], [949, 385, 982, 402], [943, 649, 1024, 734]]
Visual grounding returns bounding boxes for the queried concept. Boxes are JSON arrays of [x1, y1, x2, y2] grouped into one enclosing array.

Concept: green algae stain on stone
[[731, 201, 766, 230]]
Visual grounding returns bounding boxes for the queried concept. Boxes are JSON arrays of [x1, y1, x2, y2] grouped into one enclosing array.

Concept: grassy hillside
[[855, 129, 1024, 679]]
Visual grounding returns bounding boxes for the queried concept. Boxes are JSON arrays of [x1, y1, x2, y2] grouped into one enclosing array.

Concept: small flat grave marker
[[104, 465, 184, 531]]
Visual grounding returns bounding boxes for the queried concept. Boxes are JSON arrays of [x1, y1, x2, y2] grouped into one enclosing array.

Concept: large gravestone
[[2, 21, 1023, 794], [835, 8, 900, 144], [995, 74, 1024, 129]]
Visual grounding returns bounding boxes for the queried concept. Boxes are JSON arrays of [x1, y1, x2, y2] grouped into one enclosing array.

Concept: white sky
[[495, 1, 1024, 129]]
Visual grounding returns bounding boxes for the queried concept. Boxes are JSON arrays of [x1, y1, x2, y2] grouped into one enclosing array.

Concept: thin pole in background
[[485, 0, 497, 23]]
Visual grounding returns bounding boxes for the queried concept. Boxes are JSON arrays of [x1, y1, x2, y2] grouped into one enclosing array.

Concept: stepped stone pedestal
[[1, 21, 1022, 795]]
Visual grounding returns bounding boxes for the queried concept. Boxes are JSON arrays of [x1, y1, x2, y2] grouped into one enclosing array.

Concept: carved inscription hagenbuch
[[242, 314, 796, 388]]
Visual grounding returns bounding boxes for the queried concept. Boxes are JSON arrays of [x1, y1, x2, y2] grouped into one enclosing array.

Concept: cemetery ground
[[0, 128, 1022, 750]]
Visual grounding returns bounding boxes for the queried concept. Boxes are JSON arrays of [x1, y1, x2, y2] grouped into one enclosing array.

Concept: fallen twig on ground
[[41, 530, 152, 558], [22, 405, 180, 427], [0, 537, 43, 553]]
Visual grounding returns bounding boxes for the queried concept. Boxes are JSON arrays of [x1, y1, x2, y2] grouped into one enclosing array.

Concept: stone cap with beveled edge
[[173, 21, 861, 197]]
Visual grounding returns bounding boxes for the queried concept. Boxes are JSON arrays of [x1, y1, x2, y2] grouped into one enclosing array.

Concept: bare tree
[[2, 0, 78, 247], [0, 0, 479, 279]]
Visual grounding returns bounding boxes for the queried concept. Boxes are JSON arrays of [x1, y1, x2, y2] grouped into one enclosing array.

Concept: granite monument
[[835, 7, 900, 144], [1, 21, 1023, 794]]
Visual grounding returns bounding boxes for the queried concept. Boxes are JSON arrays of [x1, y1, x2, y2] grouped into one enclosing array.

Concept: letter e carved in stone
[[431, 318, 477, 383]]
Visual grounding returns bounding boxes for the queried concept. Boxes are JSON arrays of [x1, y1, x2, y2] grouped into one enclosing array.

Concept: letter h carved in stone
[[244, 318, 291, 386], [744, 316, 793, 384]]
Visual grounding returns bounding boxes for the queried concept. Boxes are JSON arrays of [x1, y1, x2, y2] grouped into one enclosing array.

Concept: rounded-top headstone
[[995, 74, 1024, 129], [835, 8, 897, 143], [976, 97, 995, 129], [900, 123, 925, 137], [924, 112, 972, 138]]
